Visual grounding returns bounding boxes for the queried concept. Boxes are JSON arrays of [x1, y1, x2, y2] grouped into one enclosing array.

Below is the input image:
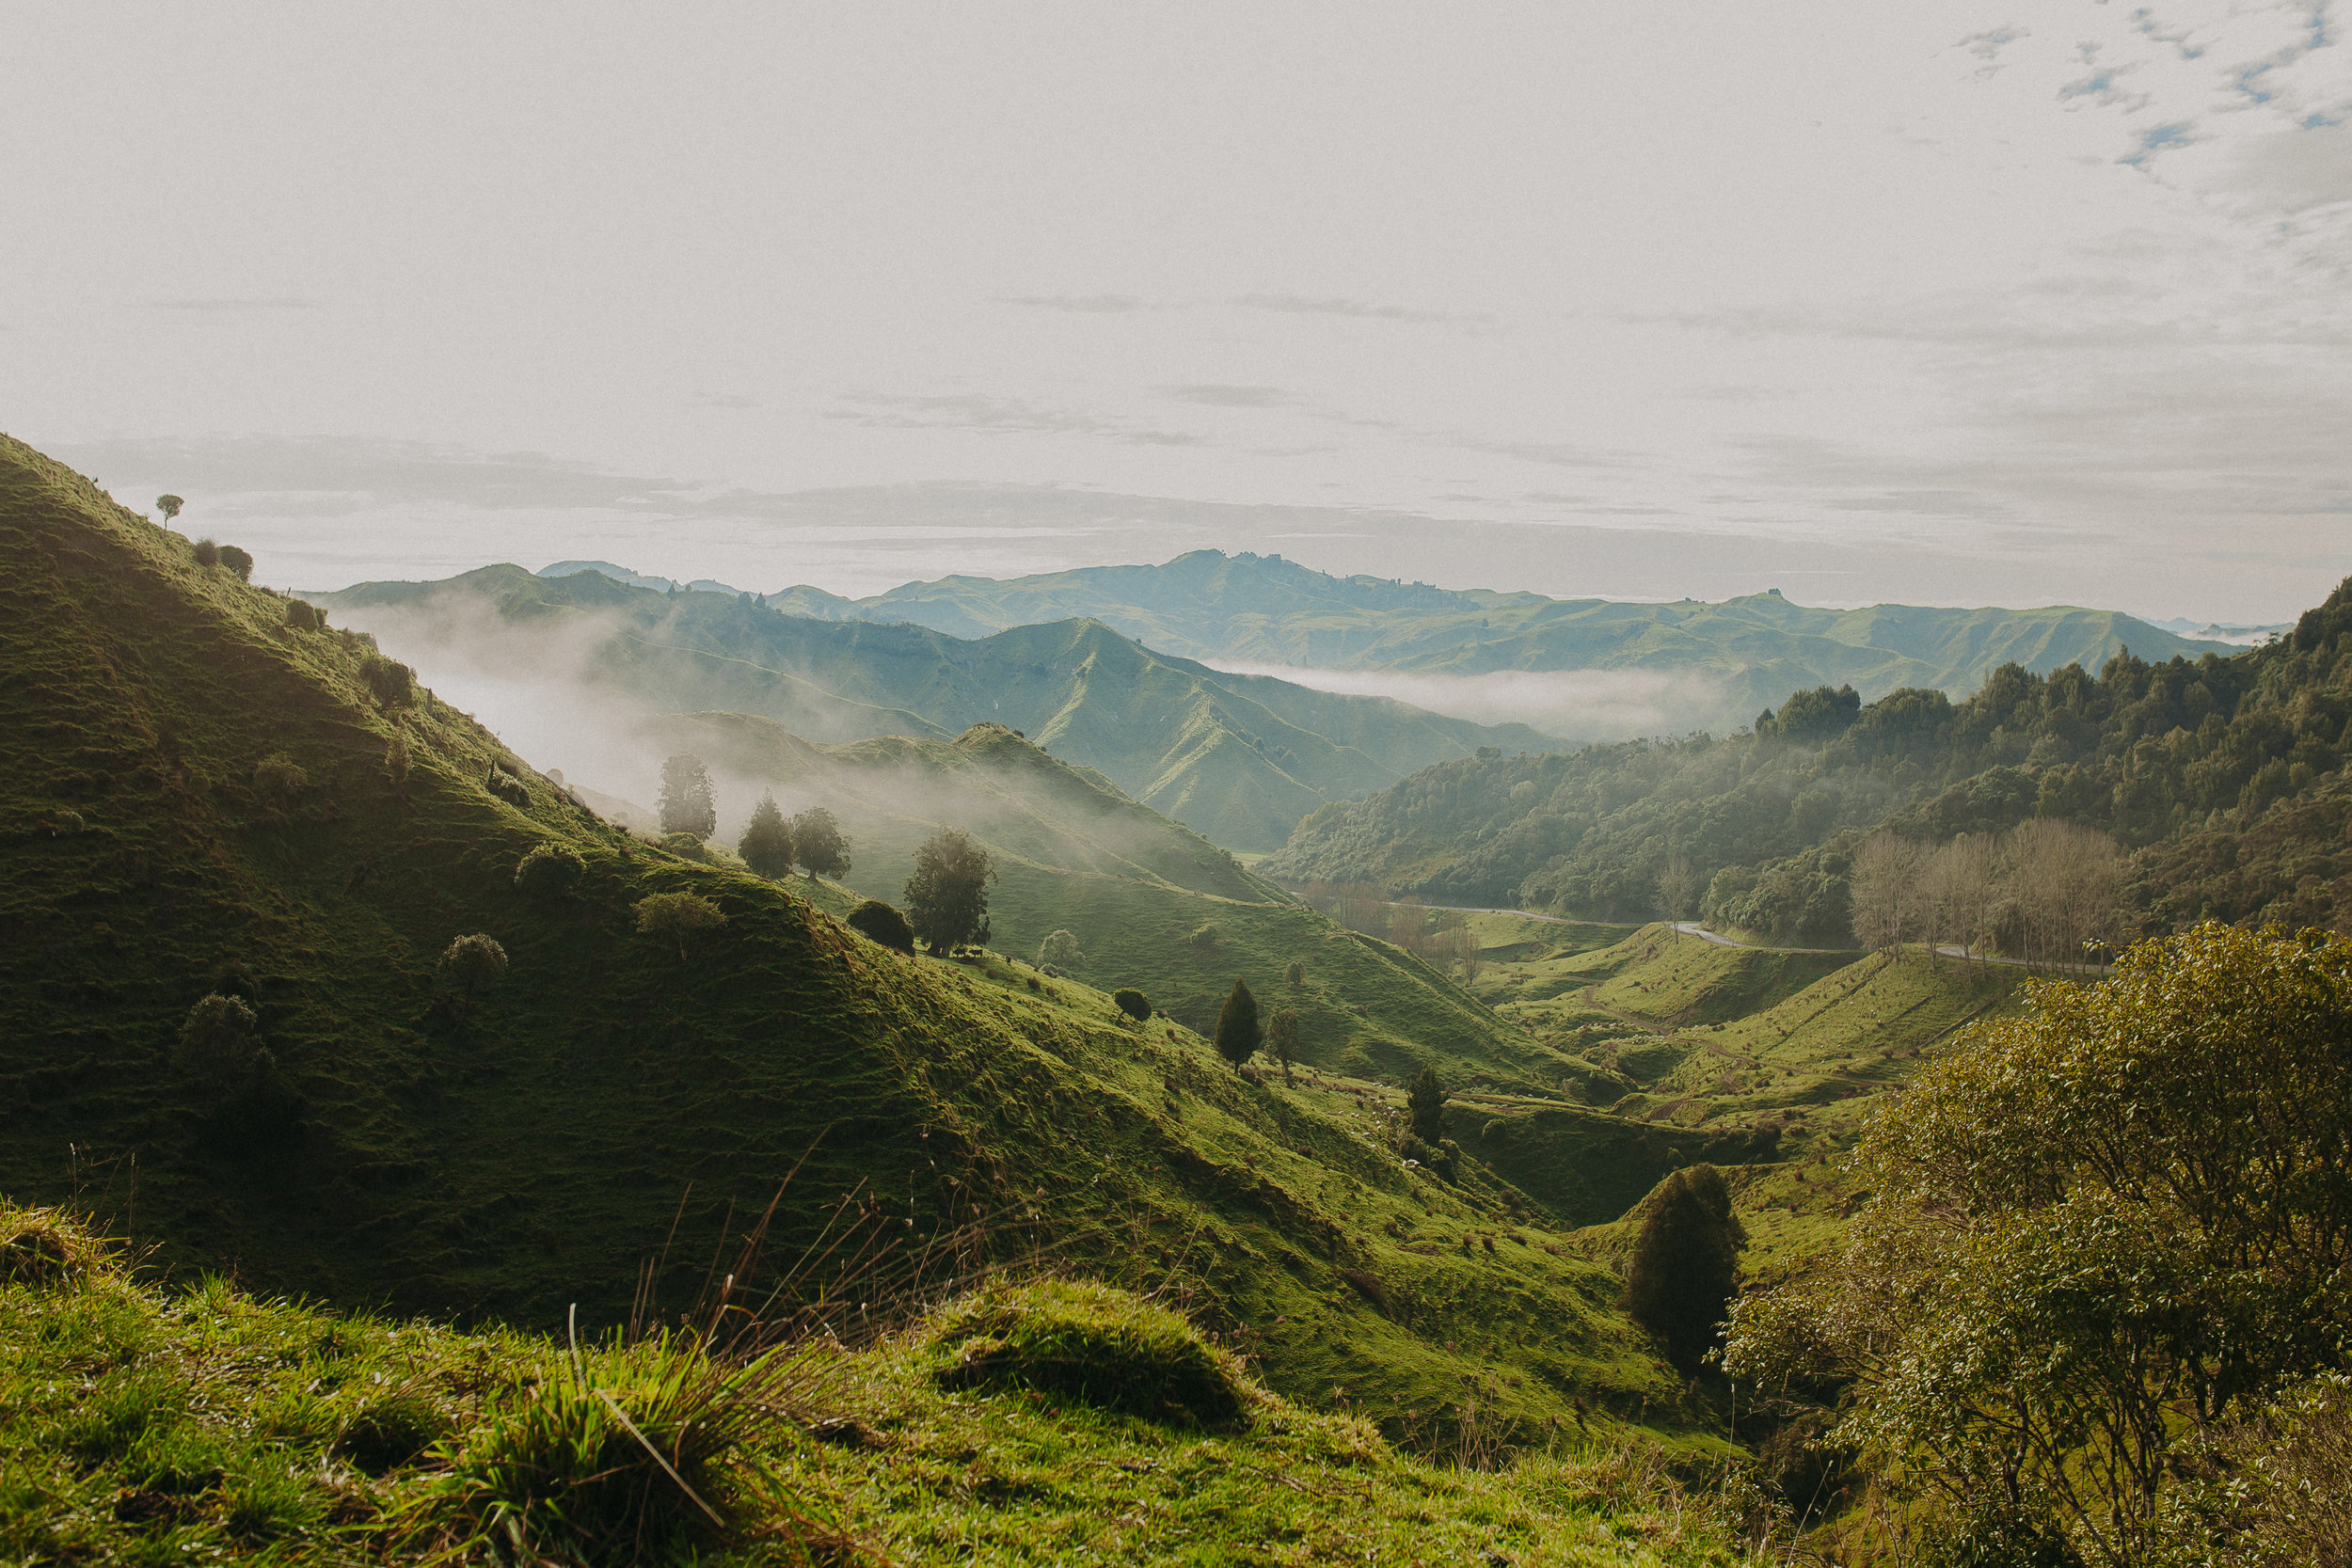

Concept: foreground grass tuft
[[926, 1279, 1250, 1428]]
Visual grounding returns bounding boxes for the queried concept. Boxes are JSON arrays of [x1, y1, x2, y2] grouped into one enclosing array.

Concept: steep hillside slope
[[648, 711, 1592, 1090], [683, 549, 2227, 733], [322, 566, 1549, 848], [0, 433, 1679, 1437]]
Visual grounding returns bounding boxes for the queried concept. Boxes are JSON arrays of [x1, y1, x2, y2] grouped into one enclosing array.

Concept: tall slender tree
[[1214, 977, 1262, 1067]]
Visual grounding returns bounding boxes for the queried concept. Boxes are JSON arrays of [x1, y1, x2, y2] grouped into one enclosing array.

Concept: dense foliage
[[904, 827, 995, 954], [1725, 925, 2352, 1563], [1271, 578, 2352, 945], [1619, 1165, 1742, 1371]]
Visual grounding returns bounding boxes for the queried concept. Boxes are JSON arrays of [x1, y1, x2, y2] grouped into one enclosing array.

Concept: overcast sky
[[5, 3, 2346, 622]]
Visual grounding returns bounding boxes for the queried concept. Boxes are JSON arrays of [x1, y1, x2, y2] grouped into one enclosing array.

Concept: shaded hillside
[[648, 710, 1593, 1091], [0, 433, 1683, 1433], [322, 565, 1549, 849], [682, 549, 2229, 734], [1270, 582, 2352, 942]]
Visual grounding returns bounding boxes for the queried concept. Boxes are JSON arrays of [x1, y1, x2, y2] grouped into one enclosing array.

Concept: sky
[[4, 2, 2348, 623]]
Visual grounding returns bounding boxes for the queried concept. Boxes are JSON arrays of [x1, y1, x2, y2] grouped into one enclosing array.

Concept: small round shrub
[[514, 844, 585, 898], [1189, 922, 1220, 950], [282, 598, 322, 630], [658, 831, 708, 862], [1284, 960, 1304, 986], [1114, 988, 1152, 1023], [846, 899, 915, 955], [359, 654, 416, 708], [217, 545, 254, 582], [176, 993, 260, 1085], [252, 752, 308, 804], [437, 933, 509, 1000], [192, 538, 220, 567], [927, 1280, 1248, 1427]]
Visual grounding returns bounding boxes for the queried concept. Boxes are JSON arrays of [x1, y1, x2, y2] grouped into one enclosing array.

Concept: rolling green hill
[[319, 566, 1551, 849], [0, 431, 1699, 1447], [705, 548, 2231, 735]]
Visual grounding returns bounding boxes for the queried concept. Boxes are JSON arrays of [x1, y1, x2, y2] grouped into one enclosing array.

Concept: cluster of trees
[[1727, 925, 2352, 1561], [1271, 575, 2352, 944], [1839, 818, 2125, 967], [655, 756, 850, 879], [1292, 884, 1485, 982]]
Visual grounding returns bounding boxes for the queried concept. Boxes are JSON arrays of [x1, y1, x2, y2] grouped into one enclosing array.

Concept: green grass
[[0, 1204, 1778, 1567], [0, 433, 1708, 1449]]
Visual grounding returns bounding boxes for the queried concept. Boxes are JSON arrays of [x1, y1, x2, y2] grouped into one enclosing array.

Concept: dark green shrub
[[1114, 988, 1152, 1023], [1190, 922, 1220, 950], [1621, 1164, 1743, 1369], [359, 655, 416, 708], [633, 892, 724, 964], [192, 538, 219, 567], [282, 598, 321, 630], [176, 994, 260, 1086], [251, 752, 307, 807], [437, 934, 508, 1011], [1213, 977, 1260, 1067], [513, 845, 585, 898], [217, 545, 253, 582], [658, 831, 707, 861], [485, 767, 530, 808], [1406, 1067, 1446, 1144], [928, 1280, 1248, 1427], [1284, 960, 1303, 986], [845, 899, 915, 955]]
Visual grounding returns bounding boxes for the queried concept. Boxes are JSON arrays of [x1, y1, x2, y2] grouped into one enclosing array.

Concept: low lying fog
[[1200, 661, 1726, 744]]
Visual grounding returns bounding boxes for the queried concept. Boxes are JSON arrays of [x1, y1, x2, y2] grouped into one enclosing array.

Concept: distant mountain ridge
[[544, 551, 2238, 737], [325, 566, 1553, 849]]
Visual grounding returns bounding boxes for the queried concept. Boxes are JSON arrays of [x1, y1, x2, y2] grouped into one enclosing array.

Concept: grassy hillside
[[0, 432, 1698, 1446], [738, 548, 2227, 735], [649, 710, 1592, 1093], [1417, 923, 2023, 1241], [319, 566, 1551, 850], [1270, 588, 2352, 942], [0, 1210, 1772, 1567]]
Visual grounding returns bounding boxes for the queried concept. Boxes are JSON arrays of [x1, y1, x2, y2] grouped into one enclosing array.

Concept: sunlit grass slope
[[0, 434, 1692, 1442], [1444, 925, 2022, 1240], [0, 1209, 1768, 1566]]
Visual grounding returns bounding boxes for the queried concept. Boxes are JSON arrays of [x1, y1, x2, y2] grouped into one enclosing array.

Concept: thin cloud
[[147, 296, 316, 312], [1159, 384, 1295, 407], [996, 293, 1156, 313], [1226, 293, 1488, 325], [828, 391, 1205, 447]]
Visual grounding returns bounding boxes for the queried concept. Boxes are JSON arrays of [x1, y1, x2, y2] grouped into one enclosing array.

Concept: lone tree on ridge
[[904, 828, 994, 955], [156, 494, 183, 524]]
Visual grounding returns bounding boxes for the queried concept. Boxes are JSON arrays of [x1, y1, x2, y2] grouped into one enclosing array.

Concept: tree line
[[1842, 817, 2125, 969]]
